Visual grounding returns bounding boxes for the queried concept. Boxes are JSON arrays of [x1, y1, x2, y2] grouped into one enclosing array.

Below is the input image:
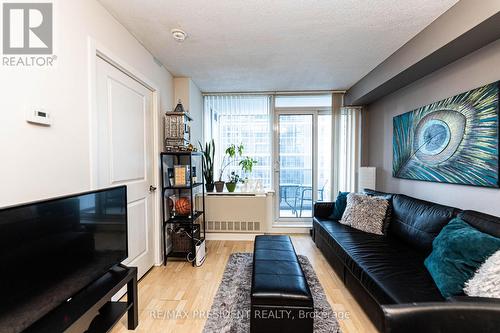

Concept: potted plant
[[225, 171, 241, 192], [215, 143, 244, 192], [238, 156, 258, 192], [199, 139, 215, 192], [239, 156, 258, 175]]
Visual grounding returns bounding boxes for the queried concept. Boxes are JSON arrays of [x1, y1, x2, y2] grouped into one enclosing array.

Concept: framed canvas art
[[393, 82, 499, 188]]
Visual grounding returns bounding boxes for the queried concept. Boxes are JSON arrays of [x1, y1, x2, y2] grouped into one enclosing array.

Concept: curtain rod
[[202, 90, 346, 96]]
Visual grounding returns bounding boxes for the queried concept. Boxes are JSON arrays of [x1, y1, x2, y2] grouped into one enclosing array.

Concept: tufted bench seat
[[250, 235, 314, 333]]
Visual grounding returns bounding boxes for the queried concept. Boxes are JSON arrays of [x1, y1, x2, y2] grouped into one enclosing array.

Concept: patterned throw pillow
[[464, 250, 500, 298], [340, 193, 389, 235], [363, 189, 393, 235]]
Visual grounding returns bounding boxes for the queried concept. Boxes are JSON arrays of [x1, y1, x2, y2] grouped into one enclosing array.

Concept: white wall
[[189, 80, 204, 146], [173, 77, 190, 108], [173, 77, 204, 145], [0, 0, 173, 207], [366, 39, 500, 216]]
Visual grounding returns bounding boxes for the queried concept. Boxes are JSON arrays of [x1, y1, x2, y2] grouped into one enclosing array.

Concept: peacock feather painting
[[393, 82, 499, 188]]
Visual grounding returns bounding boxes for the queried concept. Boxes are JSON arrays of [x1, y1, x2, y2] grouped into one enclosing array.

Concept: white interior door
[[95, 56, 155, 279]]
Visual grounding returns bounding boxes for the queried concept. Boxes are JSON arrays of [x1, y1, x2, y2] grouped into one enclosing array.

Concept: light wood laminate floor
[[111, 235, 377, 333]]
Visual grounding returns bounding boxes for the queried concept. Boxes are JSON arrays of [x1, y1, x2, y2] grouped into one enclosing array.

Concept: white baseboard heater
[[199, 192, 273, 233], [207, 220, 261, 232]]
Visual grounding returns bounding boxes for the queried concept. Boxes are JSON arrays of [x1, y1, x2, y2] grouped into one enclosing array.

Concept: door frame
[[273, 106, 331, 225], [87, 38, 163, 266]]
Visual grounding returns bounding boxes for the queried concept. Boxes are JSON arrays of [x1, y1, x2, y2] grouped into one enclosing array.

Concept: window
[[278, 114, 313, 217], [275, 95, 332, 219], [204, 95, 272, 187]]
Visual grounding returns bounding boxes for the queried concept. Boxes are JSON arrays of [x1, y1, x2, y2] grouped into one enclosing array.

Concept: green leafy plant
[[199, 139, 215, 185], [218, 143, 244, 181], [225, 171, 242, 192], [239, 156, 258, 174], [228, 171, 243, 184], [215, 143, 259, 183]]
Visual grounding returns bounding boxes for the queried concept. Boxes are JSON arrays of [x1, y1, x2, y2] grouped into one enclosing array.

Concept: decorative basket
[[171, 225, 200, 253]]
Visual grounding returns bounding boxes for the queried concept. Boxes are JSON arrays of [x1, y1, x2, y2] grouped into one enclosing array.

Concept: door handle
[[149, 185, 157, 192], [273, 161, 280, 172]]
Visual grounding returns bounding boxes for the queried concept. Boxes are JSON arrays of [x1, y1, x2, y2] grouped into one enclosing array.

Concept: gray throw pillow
[[363, 189, 393, 235], [464, 250, 500, 298], [340, 193, 389, 235]]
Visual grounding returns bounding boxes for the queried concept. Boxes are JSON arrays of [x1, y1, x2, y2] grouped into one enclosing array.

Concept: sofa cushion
[[459, 210, 500, 238], [314, 219, 443, 304], [390, 194, 459, 254], [424, 217, 500, 298], [313, 202, 335, 219], [363, 188, 393, 198]]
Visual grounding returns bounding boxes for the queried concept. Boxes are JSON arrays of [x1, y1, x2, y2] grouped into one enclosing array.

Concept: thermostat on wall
[[26, 108, 51, 126]]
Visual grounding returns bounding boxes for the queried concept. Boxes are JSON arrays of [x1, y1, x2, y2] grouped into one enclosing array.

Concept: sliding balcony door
[[274, 108, 332, 223]]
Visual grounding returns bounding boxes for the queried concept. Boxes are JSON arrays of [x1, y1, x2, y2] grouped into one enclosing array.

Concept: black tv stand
[[24, 265, 138, 333]]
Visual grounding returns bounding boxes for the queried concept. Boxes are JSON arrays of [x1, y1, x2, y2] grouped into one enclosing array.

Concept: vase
[[214, 181, 225, 192], [226, 182, 237, 192], [205, 182, 215, 192]]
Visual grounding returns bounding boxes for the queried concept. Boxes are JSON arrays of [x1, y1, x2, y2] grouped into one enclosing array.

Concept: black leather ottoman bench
[[251, 235, 314, 333]]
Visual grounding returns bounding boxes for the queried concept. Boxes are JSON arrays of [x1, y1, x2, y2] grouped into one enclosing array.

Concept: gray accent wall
[[365, 39, 500, 216]]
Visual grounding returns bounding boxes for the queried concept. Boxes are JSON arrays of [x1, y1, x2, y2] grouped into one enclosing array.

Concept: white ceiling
[[98, 0, 458, 92]]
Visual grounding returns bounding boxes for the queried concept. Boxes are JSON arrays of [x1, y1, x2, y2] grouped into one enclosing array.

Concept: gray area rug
[[203, 253, 341, 333]]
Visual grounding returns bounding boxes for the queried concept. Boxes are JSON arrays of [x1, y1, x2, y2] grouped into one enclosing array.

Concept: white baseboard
[[268, 227, 311, 234], [206, 233, 262, 240], [206, 230, 309, 241]]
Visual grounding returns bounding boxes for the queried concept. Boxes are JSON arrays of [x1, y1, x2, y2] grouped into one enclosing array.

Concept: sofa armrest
[[313, 202, 334, 219], [382, 300, 500, 333]]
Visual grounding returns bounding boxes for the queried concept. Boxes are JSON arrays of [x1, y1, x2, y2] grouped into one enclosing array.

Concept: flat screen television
[[0, 186, 128, 332]]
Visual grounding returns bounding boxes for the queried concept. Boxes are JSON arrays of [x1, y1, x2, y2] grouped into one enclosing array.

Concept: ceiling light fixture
[[171, 28, 187, 42]]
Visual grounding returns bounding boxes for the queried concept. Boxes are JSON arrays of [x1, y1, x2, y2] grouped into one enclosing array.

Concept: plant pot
[[214, 181, 225, 192], [205, 182, 215, 192], [226, 182, 237, 192]]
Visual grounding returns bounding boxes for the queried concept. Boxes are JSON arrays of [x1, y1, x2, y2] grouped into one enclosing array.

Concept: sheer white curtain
[[332, 94, 362, 197]]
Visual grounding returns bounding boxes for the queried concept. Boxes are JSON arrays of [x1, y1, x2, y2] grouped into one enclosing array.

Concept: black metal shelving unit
[[160, 152, 206, 266]]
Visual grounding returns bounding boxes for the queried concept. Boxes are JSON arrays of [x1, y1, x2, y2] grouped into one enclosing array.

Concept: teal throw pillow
[[424, 217, 500, 298], [329, 191, 349, 220]]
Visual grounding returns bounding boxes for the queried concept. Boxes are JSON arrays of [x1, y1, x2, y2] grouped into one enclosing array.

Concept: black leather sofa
[[312, 190, 500, 333]]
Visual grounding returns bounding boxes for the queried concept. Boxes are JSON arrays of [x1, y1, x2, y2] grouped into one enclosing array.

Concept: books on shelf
[[173, 165, 190, 186]]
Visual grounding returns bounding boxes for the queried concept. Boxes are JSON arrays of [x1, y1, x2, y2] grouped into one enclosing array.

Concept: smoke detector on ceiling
[[171, 28, 187, 42]]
